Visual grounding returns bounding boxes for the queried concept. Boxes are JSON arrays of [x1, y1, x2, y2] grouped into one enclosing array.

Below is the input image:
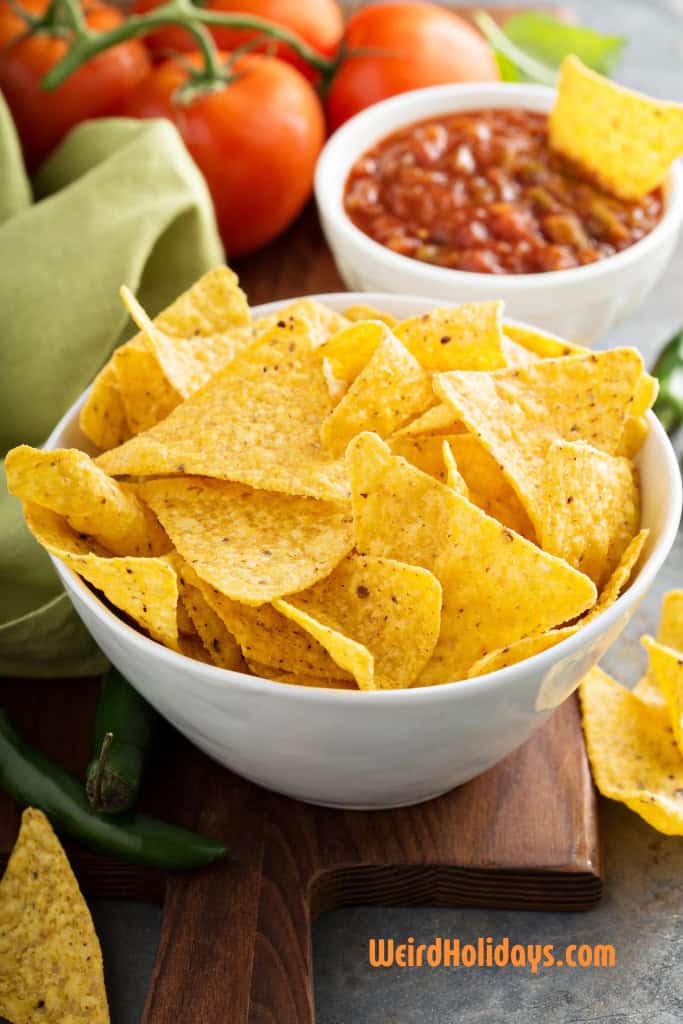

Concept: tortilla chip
[[120, 285, 254, 402], [23, 502, 178, 649], [642, 636, 683, 755], [392, 403, 461, 438], [79, 362, 132, 450], [274, 553, 442, 690], [344, 304, 397, 327], [254, 299, 348, 346], [139, 477, 353, 605], [434, 348, 643, 537], [468, 626, 577, 677], [395, 302, 506, 371], [389, 434, 454, 482], [98, 319, 349, 501], [0, 808, 109, 1024], [535, 440, 639, 586], [504, 323, 587, 359], [468, 529, 648, 677], [6, 445, 169, 558], [247, 661, 358, 689], [320, 334, 433, 455], [347, 433, 596, 683], [635, 591, 683, 705], [174, 559, 245, 671], [112, 338, 179, 435], [441, 440, 468, 495], [444, 434, 535, 539], [316, 320, 391, 383], [549, 55, 683, 200], [617, 414, 649, 459], [501, 336, 539, 369], [179, 560, 350, 679], [580, 666, 683, 835]]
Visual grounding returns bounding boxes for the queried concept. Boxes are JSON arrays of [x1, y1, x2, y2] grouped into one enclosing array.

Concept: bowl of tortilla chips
[[7, 272, 681, 808], [316, 59, 683, 343]]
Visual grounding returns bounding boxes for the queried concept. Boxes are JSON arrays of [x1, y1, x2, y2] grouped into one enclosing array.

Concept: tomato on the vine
[[132, 0, 343, 80], [120, 52, 325, 257], [327, 2, 499, 131], [0, 0, 152, 169]]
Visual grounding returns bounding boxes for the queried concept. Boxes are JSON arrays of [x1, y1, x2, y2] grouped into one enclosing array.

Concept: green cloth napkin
[[0, 95, 224, 677]]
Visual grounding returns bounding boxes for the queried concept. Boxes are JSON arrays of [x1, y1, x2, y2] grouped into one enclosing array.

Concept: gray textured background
[[58, 0, 683, 1019]]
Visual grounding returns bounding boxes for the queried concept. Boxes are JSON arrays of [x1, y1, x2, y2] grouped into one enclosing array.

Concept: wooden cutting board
[[0, 207, 601, 1022]]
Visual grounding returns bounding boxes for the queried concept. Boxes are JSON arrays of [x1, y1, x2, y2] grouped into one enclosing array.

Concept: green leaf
[[502, 13, 626, 78], [495, 51, 525, 83]]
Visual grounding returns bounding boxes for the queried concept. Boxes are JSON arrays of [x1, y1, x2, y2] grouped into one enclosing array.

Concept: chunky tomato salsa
[[343, 109, 663, 275]]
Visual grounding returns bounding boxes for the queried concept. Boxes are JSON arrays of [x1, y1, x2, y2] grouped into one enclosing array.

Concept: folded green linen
[[0, 96, 224, 676]]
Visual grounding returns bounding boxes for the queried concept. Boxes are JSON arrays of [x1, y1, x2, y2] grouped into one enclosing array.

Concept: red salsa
[[343, 109, 663, 274]]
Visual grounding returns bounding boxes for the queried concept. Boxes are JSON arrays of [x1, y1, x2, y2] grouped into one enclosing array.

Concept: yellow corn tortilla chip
[[247, 661, 358, 689], [642, 636, 683, 756], [79, 361, 132, 450], [441, 440, 468, 495], [98, 319, 349, 501], [274, 553, 442, 690], [173, 557, 245, 671], [84, 267, 251, 437], [617, 414, 649, 459], [434, 348, 643, 538], [395, 302, 506, 372], [320, 334, 433, 456], [254, 299, 348, 346], [139, 476, 353, 605], [635, 591, 683, 705], [392, 403, 461, 438], [549, 55, 683, 200], [179, 560, 350, 679], [468, 529, 648, 678], [501, 336, 539, 369], [6, 445, 169, 558], [0, 808, 109, 1024], [468, 626, 577, 677], [444, 434, 535, 539], [23, 502, 178, 649], [120, 285, 254, 402], [389, 434, 454, 482], [504, 323, 587, 359], [535, 440, 640, 586], [316, 320, 391, 383], [344, 304, 397, 327], [347, 434, 596, 684], [580, 666, 683, 835]]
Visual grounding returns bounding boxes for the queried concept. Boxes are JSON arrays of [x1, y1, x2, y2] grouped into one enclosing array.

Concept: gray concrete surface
[[38, 1, 683, 1020]]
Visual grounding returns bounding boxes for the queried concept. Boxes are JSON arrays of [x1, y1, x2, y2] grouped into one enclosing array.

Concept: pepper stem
[[90, 731, 113, 813]]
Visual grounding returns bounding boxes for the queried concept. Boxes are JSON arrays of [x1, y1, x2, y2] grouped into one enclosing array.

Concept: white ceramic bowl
[[315, 84, 683, 344], [46, 295, 682, 809]]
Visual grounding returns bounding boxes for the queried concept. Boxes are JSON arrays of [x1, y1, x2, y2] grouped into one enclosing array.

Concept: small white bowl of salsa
[[315, 83, 683, 343]]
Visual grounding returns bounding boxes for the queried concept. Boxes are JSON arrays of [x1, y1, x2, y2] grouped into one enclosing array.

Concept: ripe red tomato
[[0, 0, 151, 170], [132, 0, 343, 80], [120, 53, 325, 256], [326, 2, 499, 131]]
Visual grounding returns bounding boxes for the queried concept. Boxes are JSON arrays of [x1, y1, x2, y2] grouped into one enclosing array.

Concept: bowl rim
[[314, 81, 683, 290], [47, 293, 682, 706]]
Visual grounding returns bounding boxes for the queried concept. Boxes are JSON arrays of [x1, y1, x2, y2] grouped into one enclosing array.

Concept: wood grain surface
[[0, 205, 602, 1022]]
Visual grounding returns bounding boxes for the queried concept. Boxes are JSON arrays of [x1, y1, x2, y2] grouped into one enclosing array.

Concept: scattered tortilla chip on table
[[580, 667, 683, 836], [0, 808, 109, 1024], [274, 553, 442, 690], [97, 319, 349, 501], [549, 55, 683, 200], [6, 445, 169, 557], [641, 636, 683, 755], [395, 302, 506, 371], [139, 476, 353, 605]]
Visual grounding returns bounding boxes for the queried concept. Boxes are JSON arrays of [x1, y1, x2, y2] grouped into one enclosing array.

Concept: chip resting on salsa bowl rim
[[316, 59, 683, 341], [6, 267, 672, 697]]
